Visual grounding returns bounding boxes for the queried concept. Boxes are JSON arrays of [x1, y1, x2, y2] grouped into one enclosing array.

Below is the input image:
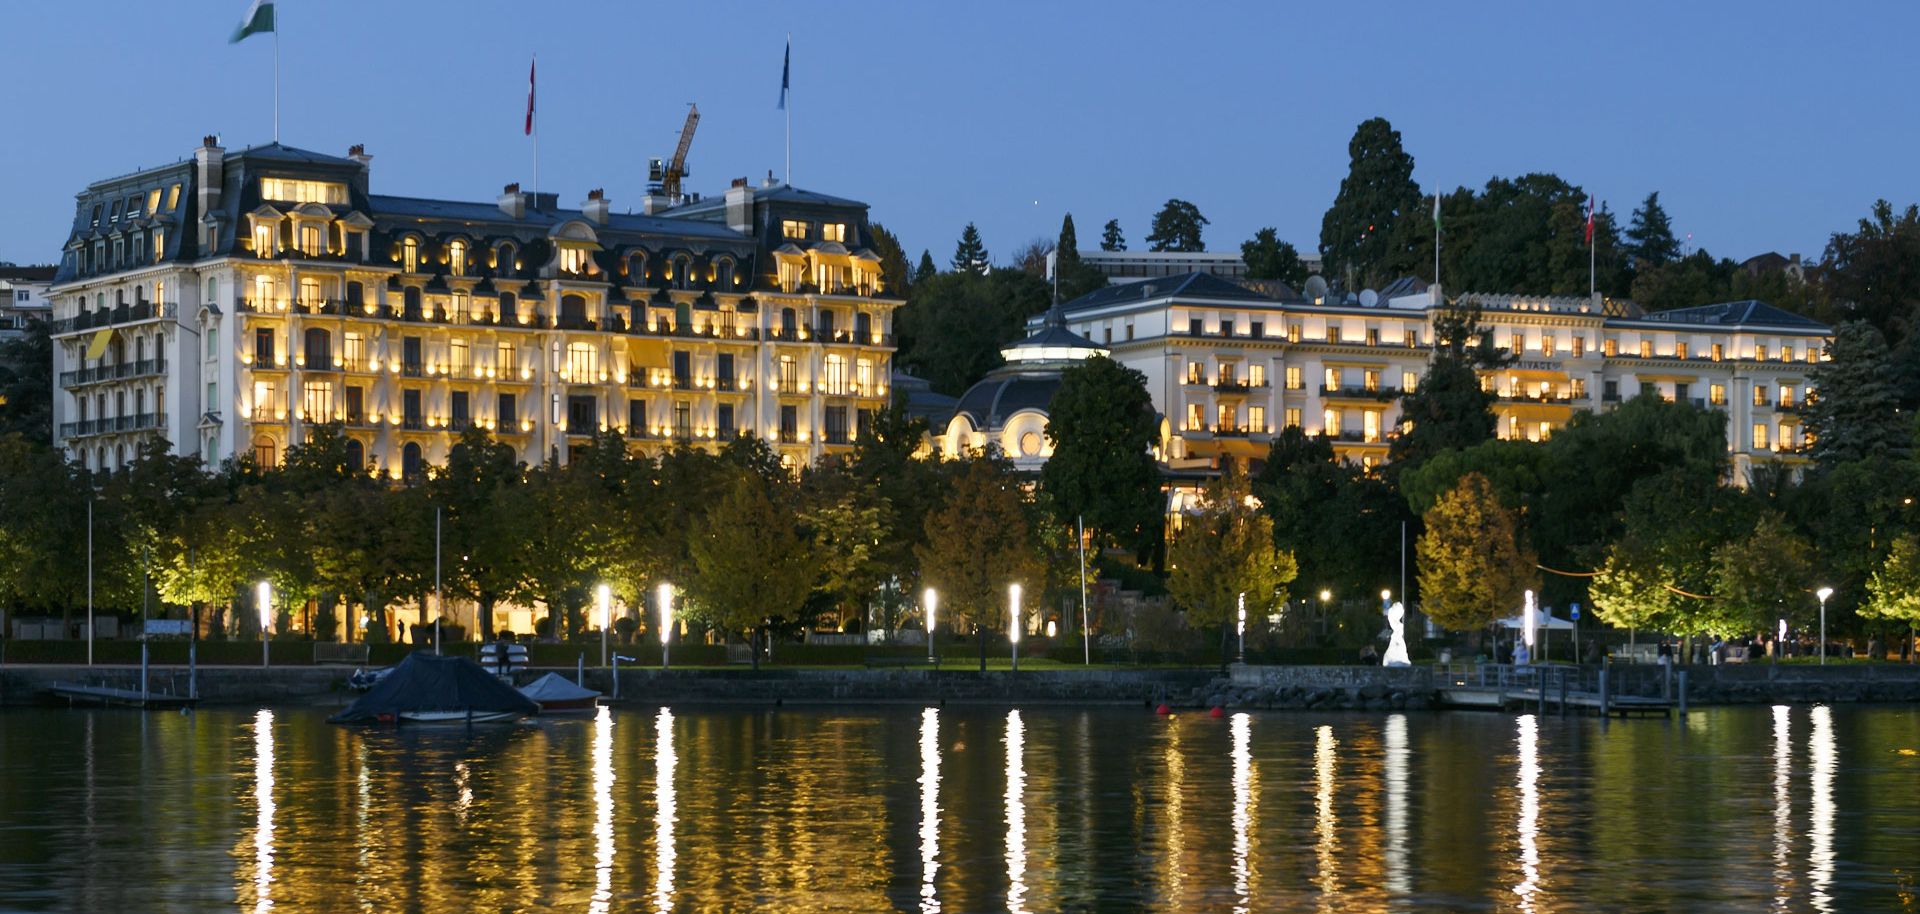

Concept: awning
[[84, 328, 113, 360]]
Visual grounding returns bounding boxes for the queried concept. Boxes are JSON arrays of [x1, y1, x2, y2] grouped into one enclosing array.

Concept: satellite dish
[[1359, 289, 1380, 308], [1304, 275, 1330, 301]]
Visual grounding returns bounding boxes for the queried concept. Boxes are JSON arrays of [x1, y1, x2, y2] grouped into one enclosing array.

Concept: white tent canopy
[[1496, 608, 1576, 631]]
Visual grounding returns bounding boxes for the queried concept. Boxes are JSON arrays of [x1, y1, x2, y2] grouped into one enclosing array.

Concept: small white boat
[[395, 709, 526, 724], [518, 673, 603, 714]]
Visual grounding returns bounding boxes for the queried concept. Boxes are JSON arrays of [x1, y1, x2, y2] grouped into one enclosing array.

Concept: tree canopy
[[1320, 117, 1422, 287], [1145, 199, 1208, 252], [1041, 355, 1162, 560], [1241, 227, 1308, 286], [1625, 191, 1681, 269], [1100, 219, 1126, 252], [951, 222, 990, 275]]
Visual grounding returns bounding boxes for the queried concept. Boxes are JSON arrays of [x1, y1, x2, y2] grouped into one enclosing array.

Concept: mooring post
[[140, 641, 150, 706], [1677, 670, 1688, 717], [1599, 666, 1610, 718], [577, 653, 585, 687]]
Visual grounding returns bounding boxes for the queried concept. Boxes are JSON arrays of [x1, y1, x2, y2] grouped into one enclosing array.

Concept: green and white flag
[[229, 0, 275, 43]]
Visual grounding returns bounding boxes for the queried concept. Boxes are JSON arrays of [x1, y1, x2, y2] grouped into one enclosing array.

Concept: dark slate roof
[[668, 183, 866, 218], [1013, 324, 1101, 350], [1634, 300, 1828, 331], [1059, 271, 1278, 315], [366, 194, 747, 241], [892, 370, 959, 426], [228, 142, 362, 167], [0, 266, 57, 281], [954, 371, 1065, 426]]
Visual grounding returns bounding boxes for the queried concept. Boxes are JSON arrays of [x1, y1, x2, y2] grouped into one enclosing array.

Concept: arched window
[[403, 287, 422, 320], [448, 239, 467, 275], [716, 258, 735, 288], [401, 237, 420, 272], [496, 242, 517, 273], [402, 442, 423, 480], [672, 255, 693, 290], [344, 438, 365, 472], [253, 435, 277, 467], [627, 251, 648, 280], [560, 294, 587, 327]]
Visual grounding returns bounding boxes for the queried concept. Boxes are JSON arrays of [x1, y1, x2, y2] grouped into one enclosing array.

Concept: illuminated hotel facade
[[48, 138, 901, 476], [958, 272, 1831, 483]]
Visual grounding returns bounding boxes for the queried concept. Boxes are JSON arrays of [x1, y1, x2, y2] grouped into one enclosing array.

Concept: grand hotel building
[[949, 273, 1831, 484], [48, 138, 901, 475]]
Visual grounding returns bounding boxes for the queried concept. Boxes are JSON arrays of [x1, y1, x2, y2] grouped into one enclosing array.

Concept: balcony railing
[[58, 412, 166, 439], [60, 356, 167, 387], [1320, 385, 1400, 400], [401, 362, 424, 378], [50, 301, 176, 334], [401, 416, 425, 430], [1496, 392, 1587, 404]]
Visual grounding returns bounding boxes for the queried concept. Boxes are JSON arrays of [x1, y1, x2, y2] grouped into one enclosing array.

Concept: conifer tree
[[1626, 191, 1681, 268], [1100, 219, 1126, 252], [951, 223, 989, 275], [913, 250, 937, 285], [1320, 117, 1421, 286]]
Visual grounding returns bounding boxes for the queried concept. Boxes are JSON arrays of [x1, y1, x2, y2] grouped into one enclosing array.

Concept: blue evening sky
[[3, 1, 1916, 273]]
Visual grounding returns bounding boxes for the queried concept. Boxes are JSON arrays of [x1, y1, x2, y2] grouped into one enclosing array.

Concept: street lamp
[[658, 583, 673, 670], [1009, 583, 1022, 672], [1522, 589, 1538, 665], [1237, 592, 1246, 662], [1777, 617, 1787, 661], [924, 587, 938, 664], [257, 581, 272, 668], [597, 583, 612, 668], [1817, 586, 1834, 665]]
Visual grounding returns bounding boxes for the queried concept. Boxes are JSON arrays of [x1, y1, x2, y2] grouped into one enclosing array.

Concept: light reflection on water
[[1, 704, 1917, 912]]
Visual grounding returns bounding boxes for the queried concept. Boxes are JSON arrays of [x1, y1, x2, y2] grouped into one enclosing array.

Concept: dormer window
[[147, 189, 162, 214], [449, 240, 467, 275], [671, 255, 693, 290], [716, 258, 735, 288], [781, 220, 810, 240], [496, 242, 517, 272], [254, 223, 275, 257], [110, 200, 122, 222], [560, 247, 588, 274], [821, 223, 847, 243], [152, 228, 165, 263], [260, 178, 346, 204], [402, 237, 420, 272], [298, 224, 323, 257]]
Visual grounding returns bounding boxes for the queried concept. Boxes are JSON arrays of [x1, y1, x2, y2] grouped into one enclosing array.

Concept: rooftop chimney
[[762, 170, 778, 189], [195, 136, 226, 214], [582, 188, 610, 224], [498, 183, 526, 219], [725, 179, 754, 234]]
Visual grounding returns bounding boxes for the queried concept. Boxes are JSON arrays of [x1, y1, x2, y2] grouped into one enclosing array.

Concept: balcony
[[1496, 392, 1587, 404], [778, 428, 800, 444], [767, 327, 806, 343], [50, 301, 176, 335], [1320, 385, 1400, 401], [401, 415, 425, 431], [60, 356, 167, 387], [554, 315, 600, 332], [1324, 429, 1385, 444], [59, 412, 166, 439], [401, 362, 424, 378], [1212, 379, 1269, 394]]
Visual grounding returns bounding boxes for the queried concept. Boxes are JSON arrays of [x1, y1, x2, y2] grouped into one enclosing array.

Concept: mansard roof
[[1632, 299, 1828, 332]]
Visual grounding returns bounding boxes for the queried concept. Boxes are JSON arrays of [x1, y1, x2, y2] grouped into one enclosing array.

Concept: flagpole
[[1590, 205, 1597, 299], [532, 54, 539, 200], [272, 7, 280, 143], [784, 34, 791, 185]]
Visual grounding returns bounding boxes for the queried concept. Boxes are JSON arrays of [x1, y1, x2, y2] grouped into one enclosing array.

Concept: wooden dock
[[1434, 663, 1675, 717], [43, 683, 199, 711]]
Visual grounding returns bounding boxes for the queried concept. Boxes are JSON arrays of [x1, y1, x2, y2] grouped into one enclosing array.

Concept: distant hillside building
[[1064, 247, 1324, 286], [47, 138, 902, 475], [0, 265, 54, 340]]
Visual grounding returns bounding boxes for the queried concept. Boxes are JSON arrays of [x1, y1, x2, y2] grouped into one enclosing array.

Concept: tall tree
[[1711, 513, 1816, 635], [1416, 472, 1537, 633], [915, 459, 1043, 633], [1862, 533, 1920, 636], [1241, 227, 1307, 285], [868, 221, 912, 295], [1145, 199, 1208, 252], [1806, 321, 1911, 465], [1254, 428, 1406, 602], [1320, 117, 1422, 287], [1057, 214, 1081, 263], [1822, 199, 1920, 345], [1625, 191, 1681, 269], [1052, 213, 1108, 303], [0, 321, 53, 440], [894, 268, 1050, 395], [951, 223, 990, 275], [1009, 237, 1054, 279], [1100, 219, 1126, 252], [687, 473, 814, 662], [1041, 355, 1162, 560], [1630, 248, 1738, 311], [1389, 300, 1504, 466], [913, 250, 938, 285], [1166, 469, 1298, 662], [1589, 469, 1753, 638]]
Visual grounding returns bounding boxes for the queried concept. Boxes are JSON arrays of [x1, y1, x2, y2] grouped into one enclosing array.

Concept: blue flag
[[778, 38, 789, 110]]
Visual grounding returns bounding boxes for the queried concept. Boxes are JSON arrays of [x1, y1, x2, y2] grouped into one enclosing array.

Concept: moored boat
[[517, 673, 603, 714], [329, 652, 539, 725]]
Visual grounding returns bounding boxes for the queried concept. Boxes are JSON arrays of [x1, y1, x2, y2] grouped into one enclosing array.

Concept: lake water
[[1, 703, 1917, 912]]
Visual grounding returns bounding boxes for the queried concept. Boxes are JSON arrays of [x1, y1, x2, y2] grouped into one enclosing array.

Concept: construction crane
[[648, 103, 700, 203]]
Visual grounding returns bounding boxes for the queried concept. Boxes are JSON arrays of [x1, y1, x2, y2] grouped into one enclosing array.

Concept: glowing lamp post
[[1777, 617, 1787, 661], [658, 583, 674, 670], [597, 583, 612, 668], [257, 581, 272, 667], [1816, 586, 1833, 665], [1236, 592, 1247, 663], [924, 588, 938, 664], [1009, 583, 1022, 672], [1521, 589, 1538, 666]]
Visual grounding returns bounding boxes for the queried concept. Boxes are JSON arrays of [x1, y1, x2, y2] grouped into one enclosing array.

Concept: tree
[[0, 321, 53, 440], [1009, 237, 1054, 279], [1320, 117, 1422, 287], [1589, 469, 1752, 638], [1711, 513, 1816, 635], [915, 459, 1042, 633], [1041, 355, 1162, 560], [1166, 470, 1298, 663], [1100, 219, 1125, 252], [869, 221, 912, 295], [801, 488, 892, 630], [430, 426, 525, 639], [1254, 428, 1406, 604], [1053, 213, 1108, 303], [0, 435, 89, 622], [1821, 199, 1920, 345], [951, 223, 989, 275], [894, 268, 1050, 395], [913, 250, 937, 285], [1389, 300, 1504, 466], [1631, 249, 1737, 312], [1241, 227, 1307, 286], [1806, 321, 1910, 465], [1416, 473, 1537, 633], [1625, 191, 1681, 269], [1057, 213, 1081, 262], [687, 473, 814, 665], [1862, 534, 1920, 635], [1145, 199, 1208, 252]]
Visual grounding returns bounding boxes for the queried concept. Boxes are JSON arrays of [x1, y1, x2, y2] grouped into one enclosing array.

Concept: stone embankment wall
[[597, 667, 1217, 706], [0, 665, 351, 707]]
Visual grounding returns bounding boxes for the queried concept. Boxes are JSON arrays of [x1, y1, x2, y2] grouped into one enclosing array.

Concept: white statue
[[1382, 602, 1411, 667]]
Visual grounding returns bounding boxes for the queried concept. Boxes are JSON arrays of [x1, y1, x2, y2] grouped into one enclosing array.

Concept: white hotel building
[[947, 272, 1830, 483]]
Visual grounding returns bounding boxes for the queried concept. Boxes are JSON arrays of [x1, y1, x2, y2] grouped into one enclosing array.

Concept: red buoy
[[1209, 706, 1225, 719], [1155, 703, 1172, 715]]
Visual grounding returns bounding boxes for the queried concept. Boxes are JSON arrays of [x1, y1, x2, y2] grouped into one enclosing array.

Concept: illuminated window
[[1248, 364, 1266, 387], [1366, 328, 1379, 346], [496, 341, 517, 375], [298, 224, 323, 257], [253, 274, 274, 309], [1186, 403, 1204, 431], [253, 435, 277, 467], [449, 240, 467, 275], [560, 247, 588, 274], [344, 333, 365, 371], [1402, 370, 1418, 393], [1778, 385, 1794, 408], [1753, 423, 1769, 451], [1284, 407, 1301, 429], [565, 342, 597, 380], [260, 178, 346, 204], [1285, 366, 1302, 390], [450, 339, 470, 376], [1249, 405, 1266, 431], [1364, 369, 1380, 391], [1710, 384, 1726, 406], [1753, 385, 1768, 406], [146, 189, 161, 213], [1639, 340, 1652, 358], [1327, 326, 1341, 344], [449, 291, 469, 323], [1711, 343, 1724, 361], [1572, 336, 1585, 357], [779, 355, 798, 391], [1324, 408, 1339, 434], [302, 381, 333, 421], [1511, 333, 1524, 353], [1404, 329, 1418, 348], [1507, 415, 1520, 440], [1755, 343, 1769, 361], [1323, 367, 1339, 390], [1288, 324, 1302, 343], [253, 380, 275, 420], [1541, 335, 1556, 357], [1538, 421, 1552, 441], [821, 223, 846, 242], [253, 223, 275, 256], [402, 237, 420, 272], [856, 358, 874, 394], [166, 184, 180, 210], [824, 355, 849, 395], [1187, 362, 1204, 384], [781, 220, 810, 240], [1675, 342, 1689, 359], [1216, 403, 1236, 431], [1602, 339, 1617, 357], [298, 277, 321, 308]]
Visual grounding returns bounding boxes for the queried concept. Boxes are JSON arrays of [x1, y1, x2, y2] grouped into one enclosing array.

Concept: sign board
[[1570, 603, 1581, 621], [144, 619, 192, 637]]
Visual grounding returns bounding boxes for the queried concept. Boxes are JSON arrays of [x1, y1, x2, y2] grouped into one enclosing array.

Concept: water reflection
[[1810, 705, 1836, 913], [1513, 714, 1541, 912], [919, 707, 942, 914], [1230, 712, 1254, 914], [1005, 709, 1029, 914], [1314, 724, 1339, 910], [252, 709, 276, 914], [653, 708, 676, 914], [590, 706, 615, 914], [1772, 705, 1792, 912], [1383, 713, 1409, 899]]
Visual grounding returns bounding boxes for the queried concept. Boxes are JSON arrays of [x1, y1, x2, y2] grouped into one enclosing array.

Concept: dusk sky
[[4, 1, 1917, 275]]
